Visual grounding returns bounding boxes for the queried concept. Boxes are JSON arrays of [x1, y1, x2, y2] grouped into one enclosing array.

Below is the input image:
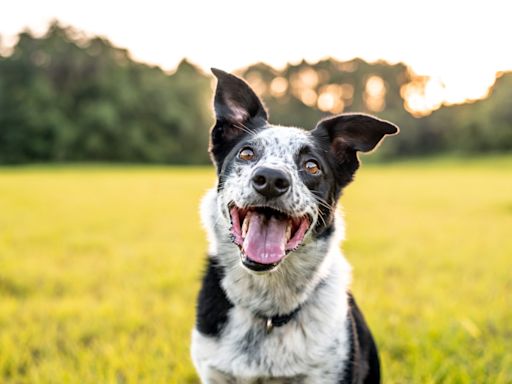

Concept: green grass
[[0, 159, 511, 383]]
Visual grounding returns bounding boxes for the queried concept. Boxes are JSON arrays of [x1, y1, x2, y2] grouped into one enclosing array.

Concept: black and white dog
[[191, 69, 398, 383]]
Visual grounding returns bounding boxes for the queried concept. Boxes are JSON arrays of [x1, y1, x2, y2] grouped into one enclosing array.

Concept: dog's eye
[[239, 147, 255, 161], [304, 160, 320, 175]]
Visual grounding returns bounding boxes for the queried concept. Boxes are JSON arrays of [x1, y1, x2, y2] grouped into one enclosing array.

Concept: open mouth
[[229, 204, 310, 271]]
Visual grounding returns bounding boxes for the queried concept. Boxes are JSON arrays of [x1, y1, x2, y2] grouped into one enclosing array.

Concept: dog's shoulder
[[196, 257, 233, 337], [342, 293, 380, 384]]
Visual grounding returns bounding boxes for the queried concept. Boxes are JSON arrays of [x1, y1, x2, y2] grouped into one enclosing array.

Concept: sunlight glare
[[270, 77, 289, 98], [364, 75, 386, 112]]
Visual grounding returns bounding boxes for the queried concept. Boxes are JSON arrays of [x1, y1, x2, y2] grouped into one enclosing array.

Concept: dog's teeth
[[242, 211, 251, 237], [286, 221, 292, 241]]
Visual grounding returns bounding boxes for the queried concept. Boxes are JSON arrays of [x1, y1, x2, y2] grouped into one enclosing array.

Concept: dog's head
[[208, 69, 398, 273]]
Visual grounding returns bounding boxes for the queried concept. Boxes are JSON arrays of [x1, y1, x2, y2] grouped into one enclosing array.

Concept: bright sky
[[1, 0, 511, 112]]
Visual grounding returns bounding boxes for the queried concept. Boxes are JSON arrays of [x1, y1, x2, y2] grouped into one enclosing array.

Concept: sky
[[1, 0, 511, 112]]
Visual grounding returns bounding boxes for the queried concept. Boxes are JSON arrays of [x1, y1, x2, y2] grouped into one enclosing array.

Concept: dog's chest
[[193, 304, 350, 383]]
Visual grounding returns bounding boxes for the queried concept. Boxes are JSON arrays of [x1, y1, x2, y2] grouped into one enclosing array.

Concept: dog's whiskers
[[315, 207, 328, 227], [310, 191, 336, 211]]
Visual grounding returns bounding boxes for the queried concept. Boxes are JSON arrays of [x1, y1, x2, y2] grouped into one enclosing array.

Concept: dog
[[191, 68, 399, 383]]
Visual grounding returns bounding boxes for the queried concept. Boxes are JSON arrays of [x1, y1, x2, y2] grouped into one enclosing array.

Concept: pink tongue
[[242, 212, 289, 264]]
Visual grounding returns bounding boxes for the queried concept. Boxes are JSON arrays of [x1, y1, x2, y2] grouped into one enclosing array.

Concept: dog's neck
[[201, 188, 352, 317]]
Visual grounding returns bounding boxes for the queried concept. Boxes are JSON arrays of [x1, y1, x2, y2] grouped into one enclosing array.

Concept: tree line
[[0, 22, 510, 164]]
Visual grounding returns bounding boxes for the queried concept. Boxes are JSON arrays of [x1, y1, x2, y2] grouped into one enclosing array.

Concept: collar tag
[[265, 318, 273, 333]]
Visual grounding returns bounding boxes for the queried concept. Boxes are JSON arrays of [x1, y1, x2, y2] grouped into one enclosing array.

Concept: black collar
[[223, 293, 302, 333], [257, 306, 301, 333]]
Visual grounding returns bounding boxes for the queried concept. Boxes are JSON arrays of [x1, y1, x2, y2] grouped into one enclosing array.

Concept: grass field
[[1, 158, 511, 383]]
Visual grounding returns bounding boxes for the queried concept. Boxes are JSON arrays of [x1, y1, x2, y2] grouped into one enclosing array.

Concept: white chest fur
[[191, 256, 352, 384]]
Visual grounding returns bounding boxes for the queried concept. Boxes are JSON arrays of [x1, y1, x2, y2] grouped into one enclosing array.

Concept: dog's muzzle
[[229, 205, 310, 271]]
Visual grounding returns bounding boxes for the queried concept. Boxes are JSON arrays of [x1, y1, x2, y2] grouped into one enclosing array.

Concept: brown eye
[[239, 147, 254, 161], [304, 160, 320, 175]]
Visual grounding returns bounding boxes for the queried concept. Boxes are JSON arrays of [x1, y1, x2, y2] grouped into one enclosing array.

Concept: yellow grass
[[0, 159, 511, 383]]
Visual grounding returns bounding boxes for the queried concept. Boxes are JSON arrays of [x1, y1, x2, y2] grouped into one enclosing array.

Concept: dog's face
[[209, 69, 398, 273]]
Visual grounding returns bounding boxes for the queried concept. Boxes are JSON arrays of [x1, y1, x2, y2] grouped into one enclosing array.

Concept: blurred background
[[0, 1, 511, 383], [1, 1, 512, 163]]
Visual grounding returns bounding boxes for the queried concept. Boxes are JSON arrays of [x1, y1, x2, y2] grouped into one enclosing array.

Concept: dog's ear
[[211, 68, 268, 128], [210, 68, 268, 168], [311, 113, 399, 184], [312, 113, 399, 153]]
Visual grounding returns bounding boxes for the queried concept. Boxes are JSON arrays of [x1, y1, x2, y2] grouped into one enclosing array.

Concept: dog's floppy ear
[[312, 113, 399, 153], [210, 68, 268, 168], [312, 113, 399, 184]]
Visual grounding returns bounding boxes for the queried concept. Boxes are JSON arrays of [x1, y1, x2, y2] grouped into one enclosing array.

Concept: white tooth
[[286, 221, 292, 241], [242, 211, 251, 237]]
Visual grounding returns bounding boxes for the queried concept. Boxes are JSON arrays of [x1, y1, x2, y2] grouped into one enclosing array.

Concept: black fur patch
[[196, 257, 233, 337], [309, 130, 360, 194], [340, 293, 380, 384], [315, 223, 335, 240], [296, 141, 358, 238]]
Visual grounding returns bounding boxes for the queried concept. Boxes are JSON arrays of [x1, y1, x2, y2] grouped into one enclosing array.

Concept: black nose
[[251, 167, 291, 198]]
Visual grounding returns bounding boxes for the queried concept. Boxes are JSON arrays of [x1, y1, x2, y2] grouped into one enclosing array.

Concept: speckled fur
[[220, 127, 318, 221]]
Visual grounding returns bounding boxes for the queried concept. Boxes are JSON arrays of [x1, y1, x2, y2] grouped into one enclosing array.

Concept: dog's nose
[[251, 167, 291, 198]]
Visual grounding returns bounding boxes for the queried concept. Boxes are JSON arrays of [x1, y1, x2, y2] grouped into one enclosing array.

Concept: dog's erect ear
[[209, 68, 268, 169], [211, 68, 268, 128], [312, 113, 399, 185]]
